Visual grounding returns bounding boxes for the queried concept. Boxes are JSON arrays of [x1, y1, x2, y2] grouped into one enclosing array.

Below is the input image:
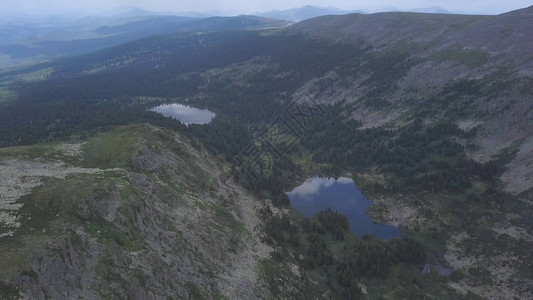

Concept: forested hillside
[[0, 15, 289, 68], [1, 6, 532, 299]]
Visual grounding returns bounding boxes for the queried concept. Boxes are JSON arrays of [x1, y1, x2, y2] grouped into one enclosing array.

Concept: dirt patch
[[351, 107, 404, 129], [457, 119, 483, 132], [0, 159, 117, 234], [52, 142, 86, 158], [501, 137, 533, 194], [445, 230, 533, 299], [214, 179, 273, 299], [366, 194, 429, 233], [368, 195, 419, 227], [139, 125, 274, 299], [492, 223, 533, 243]]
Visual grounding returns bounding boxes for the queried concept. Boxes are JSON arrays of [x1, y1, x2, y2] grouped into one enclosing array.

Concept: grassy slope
[[0, 8, 531, 299], [0, 124, 276, 299]]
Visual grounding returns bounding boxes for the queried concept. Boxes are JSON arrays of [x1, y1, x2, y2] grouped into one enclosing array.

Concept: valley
[[1, 5, 532, 299]]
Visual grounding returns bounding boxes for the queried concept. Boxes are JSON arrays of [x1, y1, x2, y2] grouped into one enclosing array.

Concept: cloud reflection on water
[[287, 176, 353, 198], [150, 103, 215, 125]]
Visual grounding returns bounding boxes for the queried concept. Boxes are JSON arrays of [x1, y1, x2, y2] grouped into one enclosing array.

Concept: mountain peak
[[257, 5, 360, 22], [503, 5, 533, 15]]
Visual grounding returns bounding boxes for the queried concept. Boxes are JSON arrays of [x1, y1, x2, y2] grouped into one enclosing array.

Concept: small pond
[[150, 103, 215, 125], [287, 176, 401, 239]]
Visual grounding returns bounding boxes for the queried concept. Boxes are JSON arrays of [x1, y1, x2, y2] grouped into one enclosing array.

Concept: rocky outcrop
[[0, 124, 272, 299]]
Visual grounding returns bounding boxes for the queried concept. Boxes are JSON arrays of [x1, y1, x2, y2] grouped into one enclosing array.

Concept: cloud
[[287, 177, 353, 198], [3, 0, 531, 16]]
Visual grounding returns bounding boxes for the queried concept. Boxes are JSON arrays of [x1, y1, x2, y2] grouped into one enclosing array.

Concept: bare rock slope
[[0, 124, 273, 299], [290, 6, 533, 193]]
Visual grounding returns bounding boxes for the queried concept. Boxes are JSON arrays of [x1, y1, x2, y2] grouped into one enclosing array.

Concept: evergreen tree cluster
[[305, 208, 349, 240], [0, 101, 186, 147], [302, 109, 502, 194], [337, 236, 426, 283], [259, 206, 426, 298]]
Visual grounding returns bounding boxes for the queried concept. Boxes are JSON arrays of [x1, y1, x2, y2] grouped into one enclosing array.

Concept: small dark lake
[[150, 104, 215, 125], [287, 176, 401, 239]]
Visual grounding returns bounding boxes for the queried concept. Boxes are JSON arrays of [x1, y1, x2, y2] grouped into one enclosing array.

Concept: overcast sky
[[2, 0, 532, 16]]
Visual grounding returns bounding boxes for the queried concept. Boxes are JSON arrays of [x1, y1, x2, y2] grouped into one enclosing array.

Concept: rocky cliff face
[[286, 9, 533, 298], [289, 7, 533, 194], [0, 124, 273, 299], [2, 7, 532, 299]]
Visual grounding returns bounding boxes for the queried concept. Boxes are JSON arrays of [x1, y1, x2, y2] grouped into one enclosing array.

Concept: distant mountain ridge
[[409, 6, 461, 14], [1, 6, 533, 299], [289, 6, 533, 195], [8, 6, 531, 196], [374, 6, 473, 15], [257, 5, 363, 22], [255, 4, 483, 21], [0, 15, 289, 69], [289, 6, 532, 69], [93, 15, 287, 36]]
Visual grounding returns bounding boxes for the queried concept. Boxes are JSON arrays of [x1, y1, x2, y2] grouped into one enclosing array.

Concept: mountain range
[[0, 5, 532, 299], [257, 5, 363, 22], [0, 15, 289, 69]]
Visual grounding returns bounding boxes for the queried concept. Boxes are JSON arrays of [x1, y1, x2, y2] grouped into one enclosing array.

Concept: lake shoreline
[[286, 176, 401, 239]]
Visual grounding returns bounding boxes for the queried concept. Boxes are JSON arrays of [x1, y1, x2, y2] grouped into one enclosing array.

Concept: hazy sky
[[2, 0, 532, 15]]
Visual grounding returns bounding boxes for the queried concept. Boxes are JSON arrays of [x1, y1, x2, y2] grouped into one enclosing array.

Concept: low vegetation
[[1, 7, 532, 298]]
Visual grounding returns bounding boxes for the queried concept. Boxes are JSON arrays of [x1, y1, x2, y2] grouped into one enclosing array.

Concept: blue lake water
[[150, 103, 215, 125], [287, 176, 401, 239]]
